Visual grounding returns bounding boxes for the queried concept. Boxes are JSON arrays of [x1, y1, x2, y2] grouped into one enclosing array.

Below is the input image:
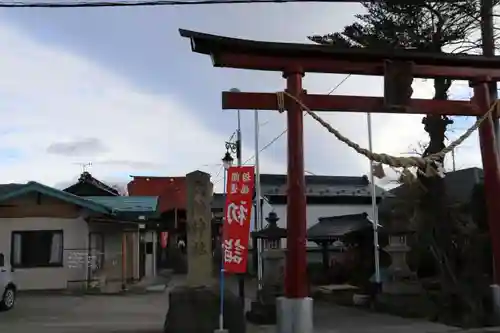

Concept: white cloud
[[0, 23, 283, 189], [0, 2, 485, 193]]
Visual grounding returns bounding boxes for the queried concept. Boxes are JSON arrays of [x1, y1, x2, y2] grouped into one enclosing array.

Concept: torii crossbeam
[[179, 29, 500, 332]]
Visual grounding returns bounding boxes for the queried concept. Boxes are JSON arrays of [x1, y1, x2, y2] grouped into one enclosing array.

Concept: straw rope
[[276, 91, 499, 177]]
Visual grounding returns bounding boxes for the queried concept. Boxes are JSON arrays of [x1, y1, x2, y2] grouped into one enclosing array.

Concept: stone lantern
[[247, 212, 287, 325], [262, 212, 283, 249], [382, 210, 421, 295]]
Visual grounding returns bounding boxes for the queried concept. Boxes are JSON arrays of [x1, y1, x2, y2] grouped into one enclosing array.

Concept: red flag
[[222, 166, 255, 274]]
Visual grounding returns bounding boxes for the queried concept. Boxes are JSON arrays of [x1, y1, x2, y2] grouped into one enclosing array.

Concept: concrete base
[[164, 285, 245, 333], [246, 300, 277, 325], [276, 297, 313, 333], [491, 284, 500, 320]]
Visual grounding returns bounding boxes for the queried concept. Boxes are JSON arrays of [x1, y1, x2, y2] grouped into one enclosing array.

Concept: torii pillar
[[472, 79, 500, 314], [279, 67, 311, 331], [179, 29, 500, 330]]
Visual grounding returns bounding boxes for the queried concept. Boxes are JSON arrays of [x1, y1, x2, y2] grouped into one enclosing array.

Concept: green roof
[[85, 196, 159, 218], [0, 182, 159, 221], [0, 184, 25, 196], [0, 181, 111, 214]]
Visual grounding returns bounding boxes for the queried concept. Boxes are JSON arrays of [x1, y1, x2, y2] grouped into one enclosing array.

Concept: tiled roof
[[443, 167, 483, 202], [0, 182, 111, 214], [0, 182, 161, 221], [307, 212, 373, 240], [260, 174, 389, 198], [127, 173, 390, 213], [85, 196, 159, 215], [0, 184, 24, 196], [64, 172, 120, 196], [378, 167, 483, 217]]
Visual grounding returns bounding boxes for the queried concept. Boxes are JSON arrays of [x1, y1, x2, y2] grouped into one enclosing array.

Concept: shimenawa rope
[[276, 91, 499, 177]]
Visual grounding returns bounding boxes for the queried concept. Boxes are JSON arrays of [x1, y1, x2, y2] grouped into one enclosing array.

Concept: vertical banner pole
[[254, 109, 263, 289], [219, 169, 227, 331], [220, 165, 255, 332]]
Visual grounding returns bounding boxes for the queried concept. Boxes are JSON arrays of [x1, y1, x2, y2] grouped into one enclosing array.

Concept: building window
[[11, 230, 63, 268]]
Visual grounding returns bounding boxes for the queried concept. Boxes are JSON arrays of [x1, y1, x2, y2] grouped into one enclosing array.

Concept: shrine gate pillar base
[[277, 68, 313, 333], [472, 80, 500, 319], [491, 285, 500, 319], [276, 297, 313, 333]]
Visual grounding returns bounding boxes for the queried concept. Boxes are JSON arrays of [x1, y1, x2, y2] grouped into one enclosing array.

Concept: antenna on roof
[[74, 162, 92, 173]]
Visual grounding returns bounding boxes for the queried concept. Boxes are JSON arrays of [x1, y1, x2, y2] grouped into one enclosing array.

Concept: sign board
[[222, 166, 255, 274]]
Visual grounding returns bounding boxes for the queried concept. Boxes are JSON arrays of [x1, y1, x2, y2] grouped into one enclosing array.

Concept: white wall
[[144, 231, 156, 278], [271, 203, 376, 247], [0, 217, 88, 290]]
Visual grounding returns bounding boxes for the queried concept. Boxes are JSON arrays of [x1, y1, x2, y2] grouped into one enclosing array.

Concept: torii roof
[[179, 29, 500, 78]]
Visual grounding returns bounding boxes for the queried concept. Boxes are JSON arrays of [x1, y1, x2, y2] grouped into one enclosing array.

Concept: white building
[[259, 174, 388, 248], [0, 181, 158, 291]]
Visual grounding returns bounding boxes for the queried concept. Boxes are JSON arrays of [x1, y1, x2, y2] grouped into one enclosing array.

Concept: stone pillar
[[164, 170, 245, 333], [185, 170, 213, 286]]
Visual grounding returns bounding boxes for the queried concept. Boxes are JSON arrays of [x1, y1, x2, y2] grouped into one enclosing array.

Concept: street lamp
[[222, 151, 234, 170], [219, 148, 236, 331]]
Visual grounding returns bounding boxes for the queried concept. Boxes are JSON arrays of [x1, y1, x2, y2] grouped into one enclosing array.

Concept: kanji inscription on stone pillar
[[185, 170, 213, 287]]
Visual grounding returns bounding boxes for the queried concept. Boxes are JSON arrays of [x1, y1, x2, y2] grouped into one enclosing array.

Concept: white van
[[0, 253, 16, 311]]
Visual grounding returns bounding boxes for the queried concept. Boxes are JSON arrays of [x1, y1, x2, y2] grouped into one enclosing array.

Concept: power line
[[227, 131, 236, 142], [243, 74, 352, 165], [243, 131, 284, 164], [213, 164, 224, 180], [326, 74, 352, 95], [0, 0, 364, 8]]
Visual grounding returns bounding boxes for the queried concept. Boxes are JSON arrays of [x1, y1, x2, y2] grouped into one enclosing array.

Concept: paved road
[[230, 276, 461, 333], [247, 301, 460, 333], [0, 293, 168, 333], [0, 290, 493, 333], [304, 303, 458, 333]]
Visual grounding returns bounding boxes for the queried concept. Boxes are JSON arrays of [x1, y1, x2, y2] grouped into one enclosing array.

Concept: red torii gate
[[180, 29, 500, 330]]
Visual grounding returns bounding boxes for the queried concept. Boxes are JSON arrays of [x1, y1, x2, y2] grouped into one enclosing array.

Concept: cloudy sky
[[0, 2, 484, 191]]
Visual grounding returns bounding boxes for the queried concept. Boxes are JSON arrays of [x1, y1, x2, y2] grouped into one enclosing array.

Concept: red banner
[[160, 232, 168, 249], [222, 166, 255, 274]]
